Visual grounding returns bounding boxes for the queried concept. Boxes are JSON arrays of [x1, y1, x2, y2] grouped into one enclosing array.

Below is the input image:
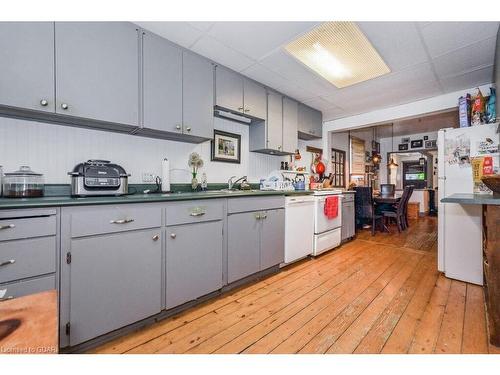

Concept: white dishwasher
[[283, 195, 315, 265]]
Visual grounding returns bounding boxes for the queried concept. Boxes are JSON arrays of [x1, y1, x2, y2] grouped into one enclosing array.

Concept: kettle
[[293, 174, 306, 191]]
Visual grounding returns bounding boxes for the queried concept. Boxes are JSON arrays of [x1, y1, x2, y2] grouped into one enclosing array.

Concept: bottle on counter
[[200, 173, 208, 191]]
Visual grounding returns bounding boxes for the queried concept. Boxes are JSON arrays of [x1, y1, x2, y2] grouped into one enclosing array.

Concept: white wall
[[0, 116, 286, 184]]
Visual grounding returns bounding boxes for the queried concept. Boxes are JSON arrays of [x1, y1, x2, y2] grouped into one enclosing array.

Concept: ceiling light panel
[[285, 22, 391, 88]]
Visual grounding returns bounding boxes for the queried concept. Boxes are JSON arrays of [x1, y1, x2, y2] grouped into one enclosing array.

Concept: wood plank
[[190, 245, 399, 354], [434, 280, 467, 354], [92, 238, 372, 354], [461, 284, 488, 354], [325, 253, 424, 353], [299, 253, 419, 353], [380, 256, 439, 353], [127, 242, 385, 353], [408, 275, 452, 354], [243, 248, 407, 354], [354, 255, 434, 354]]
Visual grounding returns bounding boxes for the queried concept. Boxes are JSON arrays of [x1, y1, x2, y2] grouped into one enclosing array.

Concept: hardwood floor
[[90, 216, 496, 354]]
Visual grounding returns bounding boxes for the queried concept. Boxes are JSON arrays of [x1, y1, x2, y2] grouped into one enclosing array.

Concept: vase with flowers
[[188, 152, 204, 190]]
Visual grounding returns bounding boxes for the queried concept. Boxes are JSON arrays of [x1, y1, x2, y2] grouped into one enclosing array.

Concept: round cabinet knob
[[238, 107, 244, 111], [152, 234, 160, 241], [170, 233, 177, 239], [175, 125, 181, 131], [186, 127, 191, 132], [244, 108, 250, 113], [278, 146, 281, 150], [255, 214, 261, 220], [40, 99, 48, 107], [61, 103, 69, 110]]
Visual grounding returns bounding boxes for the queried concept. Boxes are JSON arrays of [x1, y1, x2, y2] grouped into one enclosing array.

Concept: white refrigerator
[[437, 123, 499, 285]]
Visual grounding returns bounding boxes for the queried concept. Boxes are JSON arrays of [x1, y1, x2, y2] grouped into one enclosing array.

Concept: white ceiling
[[136, 21, 499, 121]]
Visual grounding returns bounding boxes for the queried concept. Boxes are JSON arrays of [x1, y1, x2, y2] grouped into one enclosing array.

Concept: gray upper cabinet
[[0, 22, 55, 112], [68, 229, 162, 346], [142, 30, 183, 133], [227, 211, 261, 284], [243, 78, 267, 120], [182, 51, 214, 139], [215, 66, 244, 113], [298, 104, 323, 139], [266, 91, 284, 151], [55, 22, 140, 126], [260, 209, 285, 270], [166, 221, 223, 309], [282, 97, 299, 153]]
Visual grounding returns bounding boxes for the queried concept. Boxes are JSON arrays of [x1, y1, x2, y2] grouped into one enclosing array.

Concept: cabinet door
[[243, 78, 267, 120], [298, 104, 312, 135], [310, 108, 323, 137], [260, 208, 285, 270], [166, 221, 223, 309], [341, 202, 355, 240], [0, 22, 55, 112], [215, 66, 243, 113], [182, 51, 214, 138], [55, 22, 140, 126], [282, 97, 298, 153], [266, 91, 283, 151], [142, 30, 183, 133], [68, 229, 162, 346], [227, 212, 261, 283]]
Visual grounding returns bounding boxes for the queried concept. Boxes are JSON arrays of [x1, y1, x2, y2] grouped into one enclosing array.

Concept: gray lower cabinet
[[227, 207, 285, 283], [341, 196, 355, 241], [142, 30, 183, 133], [182, 51, 214, 139], [67, 229, 162, 346], [260, 209, 285, 270], [227, 211, 261, 283], [166, 221, 223, 309], [0, 22, 55, 112], [54, 22, 140, 126]]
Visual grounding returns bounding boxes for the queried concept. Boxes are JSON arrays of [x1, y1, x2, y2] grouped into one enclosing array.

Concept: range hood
[[214, 108, 252, 124]]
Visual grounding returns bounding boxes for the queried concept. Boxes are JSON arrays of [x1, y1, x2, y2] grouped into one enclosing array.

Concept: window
[[330, 148, 346, 187]]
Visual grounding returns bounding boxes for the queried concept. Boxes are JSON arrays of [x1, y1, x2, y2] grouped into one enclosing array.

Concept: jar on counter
[[2, 166, 45, 198]]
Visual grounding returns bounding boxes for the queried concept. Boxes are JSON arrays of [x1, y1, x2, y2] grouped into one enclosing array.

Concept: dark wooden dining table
[[373, 194, 402, 204]]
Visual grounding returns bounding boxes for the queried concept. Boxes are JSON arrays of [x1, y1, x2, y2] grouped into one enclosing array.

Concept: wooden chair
[[380, 184, 396, 196], [381, 186, 414, 232], [354, 186, 384, 236]]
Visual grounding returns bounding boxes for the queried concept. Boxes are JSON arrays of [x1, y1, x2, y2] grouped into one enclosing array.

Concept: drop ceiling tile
[[187, 22, 215, 32], [419, 21, 499, 58], [240, 64, 292, 91], [439, 65, 494, 93], [259, 50, 337, 96], [357, 22, 428, 70], [323, 106, 347, 121], [190, 35, 255, 72], [275, 83, 316, 102], [135, 22, 203, 49], [303, 97, 336, 112], [432, 37, 496, 78], [207, 22, 319, 60]]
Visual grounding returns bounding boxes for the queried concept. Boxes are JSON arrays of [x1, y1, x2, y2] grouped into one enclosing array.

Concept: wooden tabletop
[[373, 195, 402, 204], [0, 290, 58, 354]]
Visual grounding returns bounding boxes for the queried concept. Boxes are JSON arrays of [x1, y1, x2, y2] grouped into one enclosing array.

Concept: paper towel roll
[[161, 158, 170, 192]]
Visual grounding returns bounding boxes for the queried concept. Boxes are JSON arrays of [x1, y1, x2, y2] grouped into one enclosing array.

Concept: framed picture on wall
[[398, 143, 409, 151], [211, 130, 241, 163], [411, 139, 423, 148]]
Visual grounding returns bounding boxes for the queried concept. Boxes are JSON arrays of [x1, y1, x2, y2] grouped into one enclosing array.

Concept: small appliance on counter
[[69, 160, 130, 197], [2, 166, 44, 198]]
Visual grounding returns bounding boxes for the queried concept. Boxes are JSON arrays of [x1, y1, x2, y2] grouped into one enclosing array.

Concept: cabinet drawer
[[166, 199, 223, 226], [67, 205, 162, 237], [0, 274, 55, 301], [227, 196, 285, 214], [0, 237, 56, 284], [0, 215, 56, 242]]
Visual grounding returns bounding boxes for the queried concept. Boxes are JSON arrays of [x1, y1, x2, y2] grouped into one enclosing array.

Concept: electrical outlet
[[142, 172, 156, 183]]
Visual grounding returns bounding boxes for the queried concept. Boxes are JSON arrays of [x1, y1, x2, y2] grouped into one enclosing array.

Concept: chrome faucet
[[228, 175, 247, 190]]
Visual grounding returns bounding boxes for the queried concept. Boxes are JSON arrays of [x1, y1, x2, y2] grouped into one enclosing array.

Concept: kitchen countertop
[[441, 193, 500, 205], [0, 189, 313, 209], [0, 290, 58, 354]]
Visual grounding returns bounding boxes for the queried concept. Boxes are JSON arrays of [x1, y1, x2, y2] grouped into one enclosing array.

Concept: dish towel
[[324, 196, 339, 219]]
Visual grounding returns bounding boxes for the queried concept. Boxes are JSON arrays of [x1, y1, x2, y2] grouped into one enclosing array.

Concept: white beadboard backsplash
[[0, 116, 288, 184]]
